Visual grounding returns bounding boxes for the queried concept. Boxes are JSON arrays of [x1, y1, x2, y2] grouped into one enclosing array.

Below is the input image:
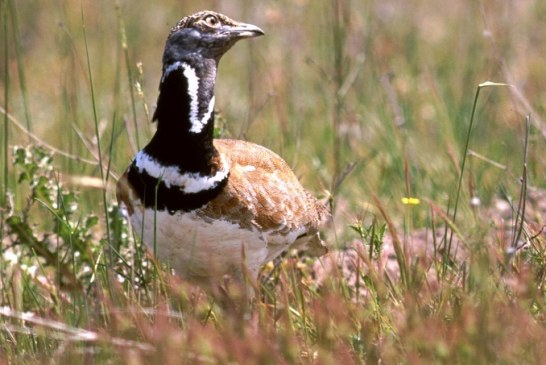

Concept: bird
[[116, 10, 328, 293]]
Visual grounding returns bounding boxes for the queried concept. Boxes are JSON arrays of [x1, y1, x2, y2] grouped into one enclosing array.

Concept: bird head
[[163, 11, 264, 65]]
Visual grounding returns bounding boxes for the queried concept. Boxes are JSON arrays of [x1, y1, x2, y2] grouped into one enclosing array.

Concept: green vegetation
[[1, 0, 545, 363]]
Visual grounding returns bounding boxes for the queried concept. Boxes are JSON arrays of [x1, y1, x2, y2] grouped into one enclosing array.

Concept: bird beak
[[225, 21, 265, 39]]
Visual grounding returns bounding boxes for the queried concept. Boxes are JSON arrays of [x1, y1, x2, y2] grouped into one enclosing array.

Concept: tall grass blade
[[2, 0, 9, 209], [81, 7, 113, 267], [447, 81, 512, 264], [7, 0, 32, 137], [115, 1, 140, 150], [331, 0, 350, 179], [511, 114, 530, 251], [1, 0, 10, 306]]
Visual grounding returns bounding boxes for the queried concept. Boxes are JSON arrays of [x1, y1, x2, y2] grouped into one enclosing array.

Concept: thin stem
[[512, 114, 530, 249], [8, 0, 32, 137], [2, 0, 9, 208], [331, 0, 345, 179], [81, 7, 113, 265], [447, 81, 511, 266], [1, 0, 10, 304], [115, 1, 140, 150]]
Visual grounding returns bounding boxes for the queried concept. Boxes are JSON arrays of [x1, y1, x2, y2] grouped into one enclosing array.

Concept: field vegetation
[[1, 0, 546, 363]]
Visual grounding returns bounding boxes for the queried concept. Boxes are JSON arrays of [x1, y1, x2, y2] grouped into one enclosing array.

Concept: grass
[[1, 0, 546, 363]]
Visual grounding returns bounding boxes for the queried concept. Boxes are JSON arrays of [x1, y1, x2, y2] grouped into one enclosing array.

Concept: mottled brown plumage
[[203, 139, 328, 257]]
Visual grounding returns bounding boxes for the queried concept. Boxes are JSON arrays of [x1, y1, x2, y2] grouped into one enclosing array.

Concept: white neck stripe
[[134, 151, 229, 193], [161, 62, 215, 134], [181, 63, 214, 134], [191, 95, 215, 134]]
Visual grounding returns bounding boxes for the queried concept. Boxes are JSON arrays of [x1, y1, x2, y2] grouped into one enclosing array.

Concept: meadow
[[1, 0, 546, 363]]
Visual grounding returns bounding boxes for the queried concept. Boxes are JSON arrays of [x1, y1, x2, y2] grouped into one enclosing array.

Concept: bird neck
[[145, 59, 219, 174]]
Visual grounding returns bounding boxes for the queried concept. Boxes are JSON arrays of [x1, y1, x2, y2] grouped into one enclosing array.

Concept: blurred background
[[1, 0, 546, 234], [2, 2, 546, 362]]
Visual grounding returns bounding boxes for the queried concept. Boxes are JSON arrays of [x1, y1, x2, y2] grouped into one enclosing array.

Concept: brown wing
[[200, 139, 328, 241]]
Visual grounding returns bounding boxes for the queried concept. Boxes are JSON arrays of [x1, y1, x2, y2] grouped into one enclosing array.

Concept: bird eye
[[204, 15, 219, 27]]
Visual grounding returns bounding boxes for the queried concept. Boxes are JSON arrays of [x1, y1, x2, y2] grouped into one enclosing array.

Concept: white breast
[[129, 208, 272, 280]]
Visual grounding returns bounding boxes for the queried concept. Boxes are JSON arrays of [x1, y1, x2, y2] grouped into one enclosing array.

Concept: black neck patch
[[127, 160, 228, 214], [147, 60, 217, 174]]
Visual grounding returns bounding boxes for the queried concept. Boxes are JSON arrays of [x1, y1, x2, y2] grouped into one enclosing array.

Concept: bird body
[[117, 11, 327, 288]]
